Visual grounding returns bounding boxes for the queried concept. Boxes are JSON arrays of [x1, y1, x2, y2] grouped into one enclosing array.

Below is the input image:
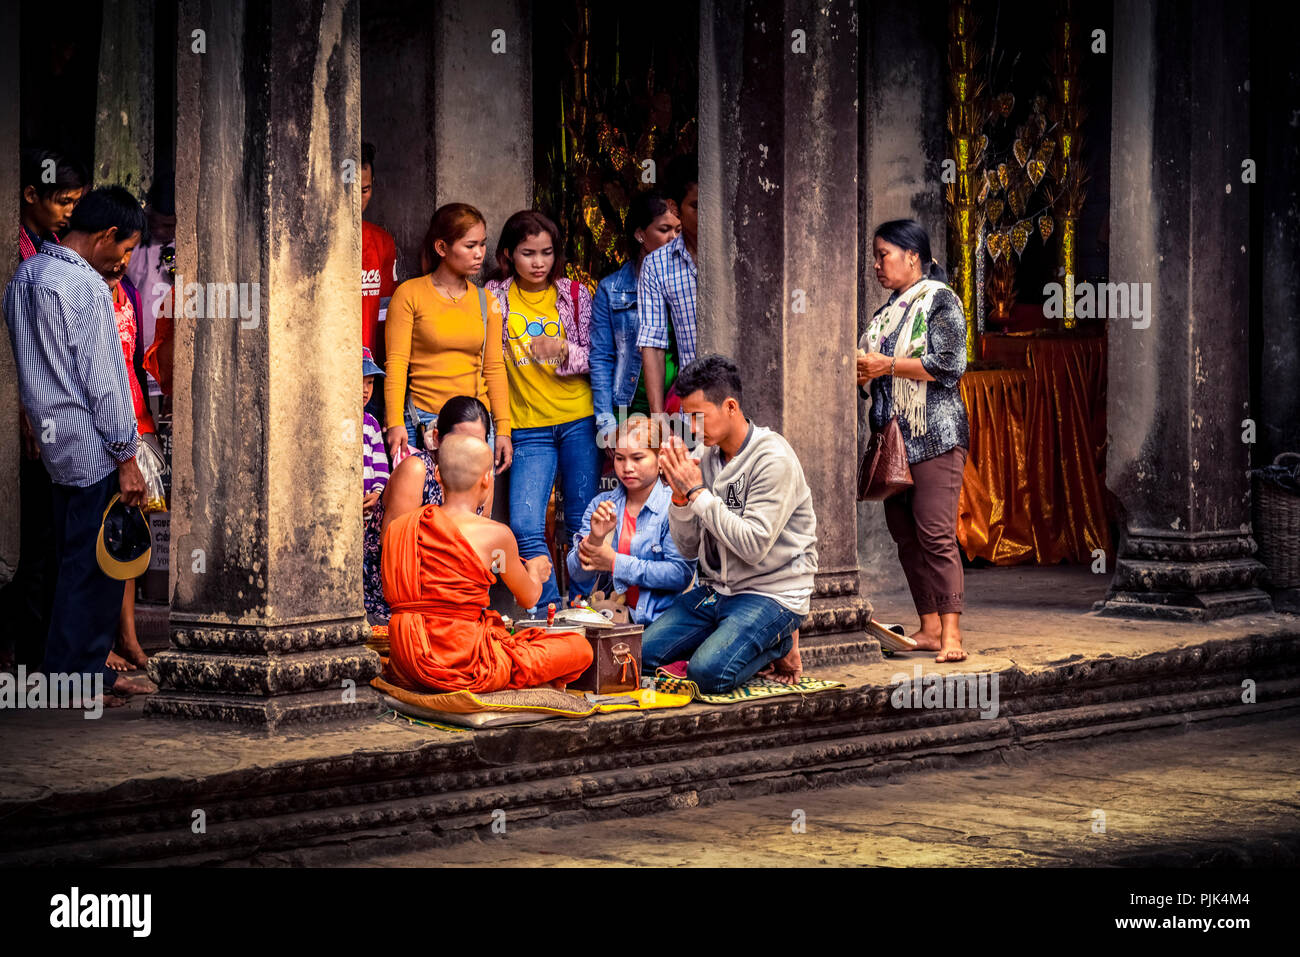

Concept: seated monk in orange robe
[[382, 433, 593, 693]]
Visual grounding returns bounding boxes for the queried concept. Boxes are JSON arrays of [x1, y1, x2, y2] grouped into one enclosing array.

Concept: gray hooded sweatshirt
[[668, 423, 819, 615]]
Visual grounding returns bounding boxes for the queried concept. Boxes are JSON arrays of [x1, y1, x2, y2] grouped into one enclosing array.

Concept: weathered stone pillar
[[856, 0, 948, 591], [146, 0, 380, 727], [94, 0, 155, 198], [0, 0, 19, 586], [1256, 30, 1300, 466], [1097, 0, 1269, 619], [360, 0, 436, 279], [431, 0, 533, 613], [699, 0, 877, 660], [433, 0, 532, 261]]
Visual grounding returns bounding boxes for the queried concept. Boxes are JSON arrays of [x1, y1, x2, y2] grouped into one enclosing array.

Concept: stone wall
[[360, 0, 438, 282], [93, 0, 155, 200], [856, 0, 948, 593], [433, 0, 533, 266], [1255, 34, 1300, 465]]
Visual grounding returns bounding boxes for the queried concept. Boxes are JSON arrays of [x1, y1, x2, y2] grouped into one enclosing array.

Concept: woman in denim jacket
[[568, 415, 694, 625], [590, 190, 681, 446]]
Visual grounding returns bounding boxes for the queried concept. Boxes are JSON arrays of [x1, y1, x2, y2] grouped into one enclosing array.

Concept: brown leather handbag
[[857, 415, 914, 500]]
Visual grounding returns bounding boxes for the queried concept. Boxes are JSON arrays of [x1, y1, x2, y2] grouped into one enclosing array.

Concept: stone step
[[2, 632, 1296, 866]]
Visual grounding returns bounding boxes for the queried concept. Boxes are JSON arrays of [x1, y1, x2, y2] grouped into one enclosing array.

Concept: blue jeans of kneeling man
[[641, 584, 804, 693]]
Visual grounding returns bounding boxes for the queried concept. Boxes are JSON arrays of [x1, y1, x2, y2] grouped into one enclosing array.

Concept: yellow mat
[[579, 687, 693, 713]]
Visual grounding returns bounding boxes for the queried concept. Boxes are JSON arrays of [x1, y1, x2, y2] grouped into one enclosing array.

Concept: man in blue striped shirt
[[4, 186, 154, 702], [637, 154, 698, 415]]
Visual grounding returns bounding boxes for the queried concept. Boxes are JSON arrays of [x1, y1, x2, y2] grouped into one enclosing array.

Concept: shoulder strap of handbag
[[478, 284, 489, 367]]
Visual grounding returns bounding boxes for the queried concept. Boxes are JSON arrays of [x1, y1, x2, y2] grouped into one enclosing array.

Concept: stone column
[[1097, 0, 1269, 620], [0, 0, 19, 585], [1256, 32, 1300, 466], [360, 0, 437, 280], [432, 0, 533, 613], [146, 0, 380, 727], [433, 0, 532, 262], [699, 0, 877, 660], [856, 0, 948, 591], [94, 0, 155, 198]]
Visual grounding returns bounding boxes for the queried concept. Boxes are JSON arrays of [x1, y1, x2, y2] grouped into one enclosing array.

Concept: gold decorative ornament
[[944, 0, 989, 361]]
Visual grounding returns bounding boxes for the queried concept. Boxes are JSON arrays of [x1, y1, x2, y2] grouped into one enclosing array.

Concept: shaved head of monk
[[437, 433, 495, 494]]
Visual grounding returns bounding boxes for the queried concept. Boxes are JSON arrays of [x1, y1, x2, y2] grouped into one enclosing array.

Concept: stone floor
[[2, 564, 1296, 807], [340, 710, 1300, 867]]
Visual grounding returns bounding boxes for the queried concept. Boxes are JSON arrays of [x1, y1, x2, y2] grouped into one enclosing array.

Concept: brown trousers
[[884, 446, 967, 616]]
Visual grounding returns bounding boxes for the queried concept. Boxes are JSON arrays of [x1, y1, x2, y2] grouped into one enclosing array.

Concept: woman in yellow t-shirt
[[485, 210, 598, 611], [384, 202, 513, 473]]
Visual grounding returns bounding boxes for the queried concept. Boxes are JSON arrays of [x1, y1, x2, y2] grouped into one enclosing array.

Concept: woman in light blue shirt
[[567, 416, 694, 624], [589, 190, 680, 445]]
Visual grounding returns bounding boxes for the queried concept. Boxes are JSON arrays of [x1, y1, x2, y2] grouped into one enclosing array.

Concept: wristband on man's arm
[[673, 485, 706, 508]]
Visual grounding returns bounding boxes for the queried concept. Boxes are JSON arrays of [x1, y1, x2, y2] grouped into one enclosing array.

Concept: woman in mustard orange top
[[384, 203, 513, 473], [485, 210, 598, 612]]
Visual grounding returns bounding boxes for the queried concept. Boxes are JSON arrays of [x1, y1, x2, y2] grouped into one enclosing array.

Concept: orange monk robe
[[382, 504, 592, 693]]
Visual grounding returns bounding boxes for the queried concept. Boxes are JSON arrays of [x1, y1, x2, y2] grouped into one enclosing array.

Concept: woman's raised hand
[[588, 500, 617, 541]]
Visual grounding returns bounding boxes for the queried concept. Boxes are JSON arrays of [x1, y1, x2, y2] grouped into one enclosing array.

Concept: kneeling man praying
[[644, 355, 819, 692]]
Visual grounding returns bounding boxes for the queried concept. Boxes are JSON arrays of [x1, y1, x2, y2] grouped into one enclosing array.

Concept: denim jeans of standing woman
[[509, 415, 600, 611]]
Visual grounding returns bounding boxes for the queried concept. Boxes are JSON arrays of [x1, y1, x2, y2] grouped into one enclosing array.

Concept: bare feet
[[111, 673, 157, 696], [95, 694, 130, 709], [934, 612, 966, 662], [935, 633, 967, 663], [106, 650, 134, 672], [759, 644, 803, 685], [115, 637, 149, 670], [909, 629, 942, 652]]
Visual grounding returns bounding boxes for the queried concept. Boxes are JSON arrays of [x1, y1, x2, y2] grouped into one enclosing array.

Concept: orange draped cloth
[[382, 504, 592, 693], [958, 335, 1112, 565]]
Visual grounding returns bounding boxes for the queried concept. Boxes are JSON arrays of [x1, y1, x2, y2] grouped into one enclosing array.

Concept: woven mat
[[654, 672, 845, 704], [371, 672, 597, 717]]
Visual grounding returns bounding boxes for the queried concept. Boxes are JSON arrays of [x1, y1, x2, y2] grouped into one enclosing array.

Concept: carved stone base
[[1096, 531, 1272, 621], [143, 688, 380, 729], [799, 571, 881, 665], [145, 618, 382, 729]]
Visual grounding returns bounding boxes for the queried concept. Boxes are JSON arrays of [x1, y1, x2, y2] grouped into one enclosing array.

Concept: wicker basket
[[1253, 452, 1300, 588]]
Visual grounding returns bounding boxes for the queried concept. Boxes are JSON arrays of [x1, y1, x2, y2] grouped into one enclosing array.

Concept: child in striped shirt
[[362, 347, 390, 512]]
